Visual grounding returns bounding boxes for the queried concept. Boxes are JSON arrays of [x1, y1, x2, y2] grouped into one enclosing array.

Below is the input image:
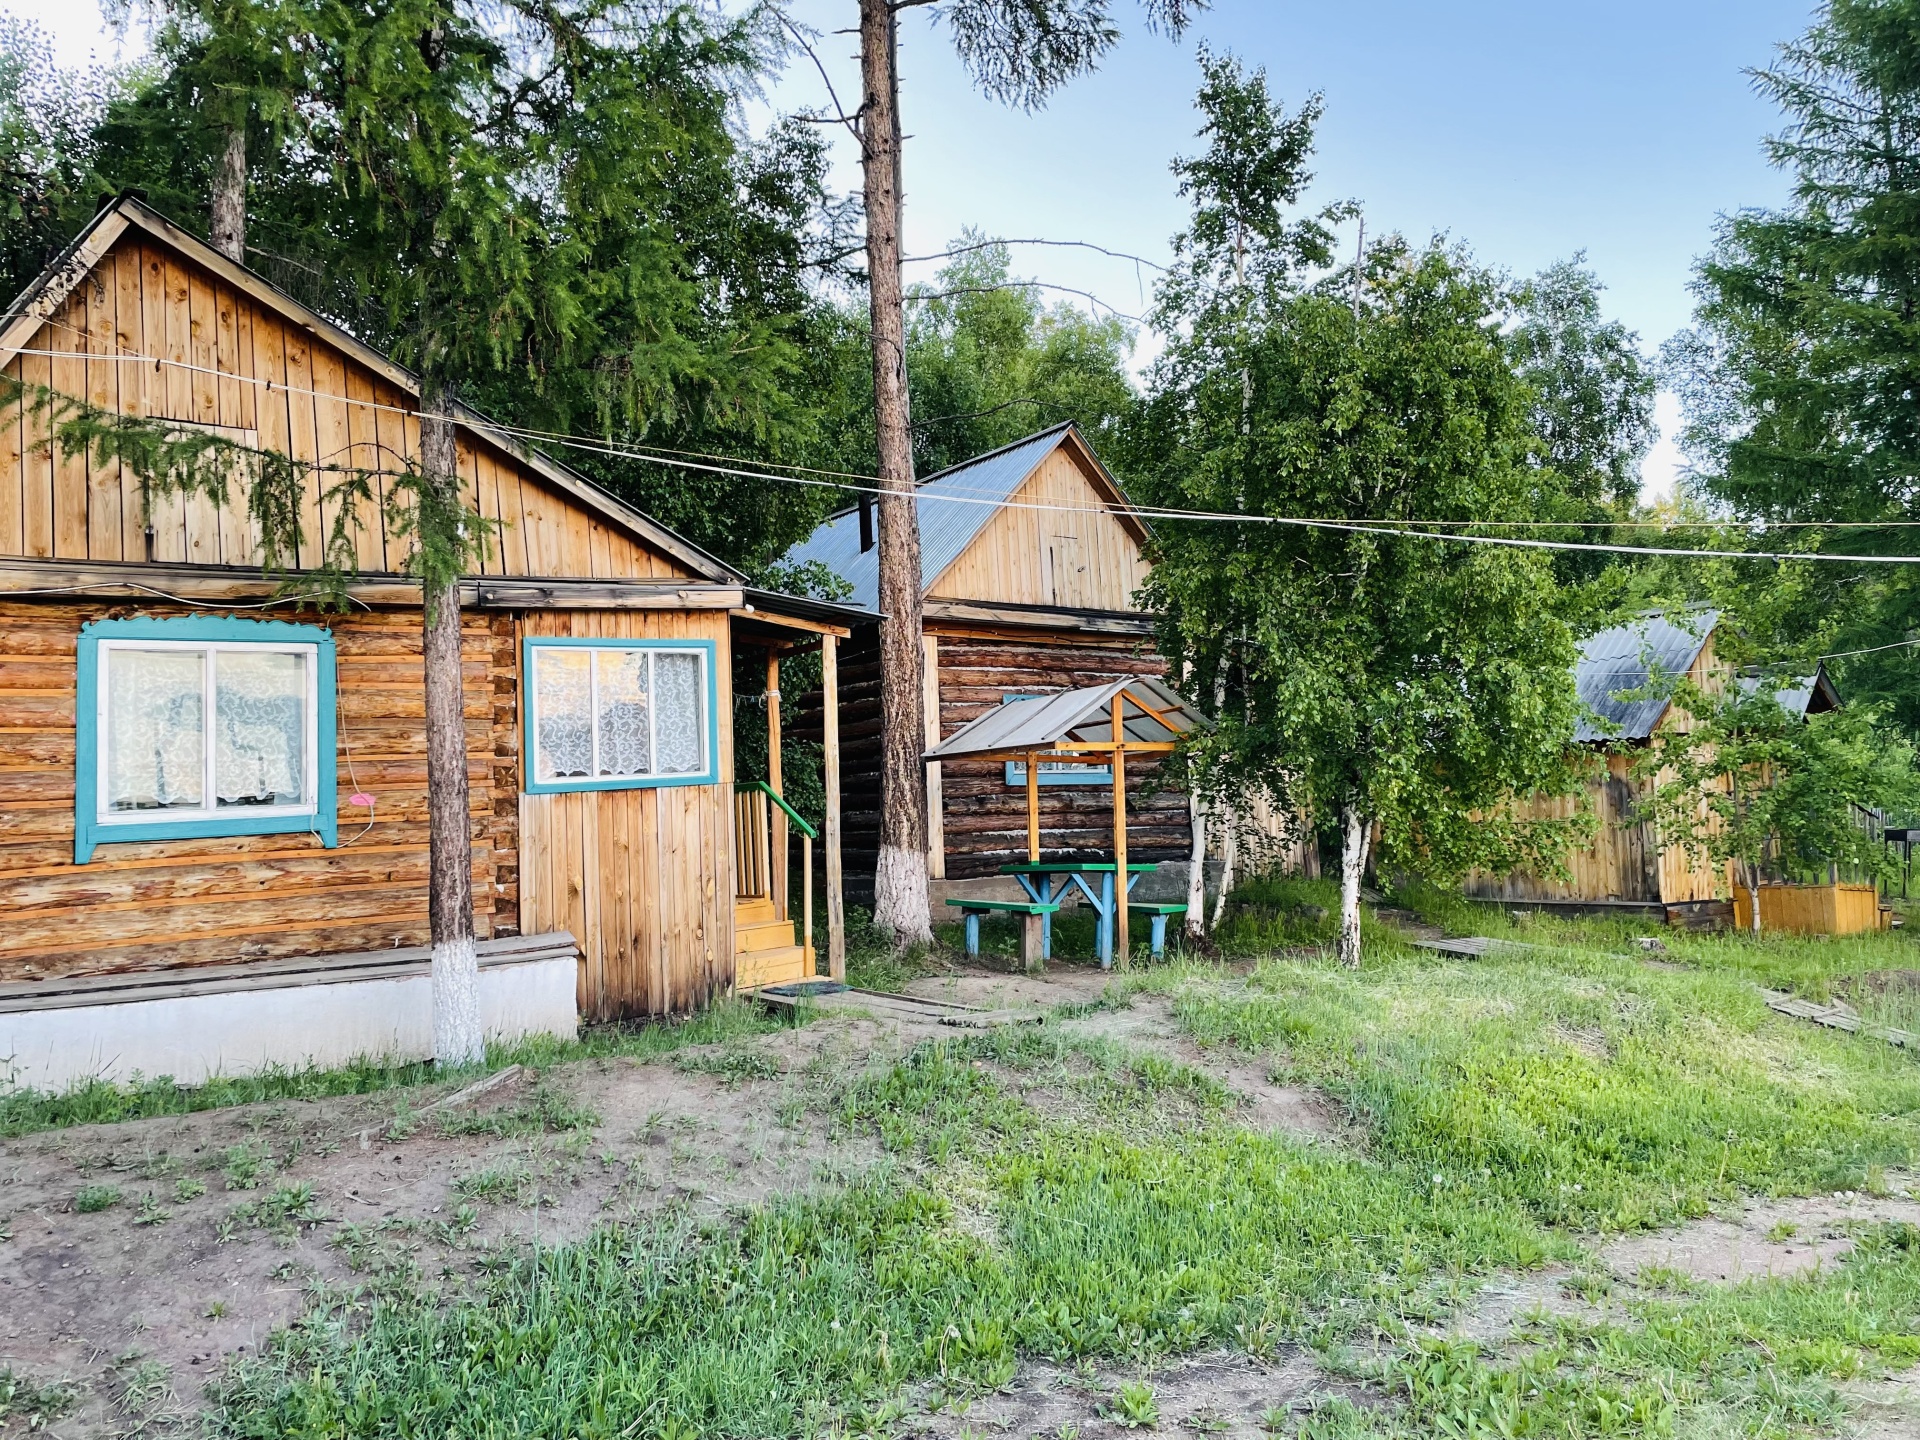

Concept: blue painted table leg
[[1150, 913, 1167, 958], [964, 912, 980, 957], [1098, 871, 1115, 969]]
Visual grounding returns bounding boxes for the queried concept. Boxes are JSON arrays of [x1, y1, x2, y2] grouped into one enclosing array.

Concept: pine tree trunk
[[419, 379, 481, 1065], [1338, 805, 1368, 969], [210, 126, 246, 265], [858, 0, 930, 947]]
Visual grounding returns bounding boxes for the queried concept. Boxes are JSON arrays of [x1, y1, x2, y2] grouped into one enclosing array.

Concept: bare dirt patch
[[0, 1016, 895, 1436], [905, 1348, 1360, 1440], [1601, 1183, 1920, 1285]]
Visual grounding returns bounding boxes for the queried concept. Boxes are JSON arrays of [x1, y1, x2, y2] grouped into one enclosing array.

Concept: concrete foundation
[[1, 948, 577, 1094]]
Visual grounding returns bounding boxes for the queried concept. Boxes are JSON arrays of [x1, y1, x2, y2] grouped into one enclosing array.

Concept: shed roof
[[1737, 664, 1843, 718], [925, 676, 1205, 761], [781, 423, 1138, 612], [1573, 609, 1719, 742]]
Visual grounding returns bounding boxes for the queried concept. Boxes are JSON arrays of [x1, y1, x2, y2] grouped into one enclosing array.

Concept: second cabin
[[784, 423, 1199, 904]]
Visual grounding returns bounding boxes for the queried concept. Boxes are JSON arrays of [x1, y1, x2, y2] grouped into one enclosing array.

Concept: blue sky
[[17, 0, 1822, 493]]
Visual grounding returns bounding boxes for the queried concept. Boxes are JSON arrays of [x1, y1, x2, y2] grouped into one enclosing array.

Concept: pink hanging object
[[348, 792, 376, 808]]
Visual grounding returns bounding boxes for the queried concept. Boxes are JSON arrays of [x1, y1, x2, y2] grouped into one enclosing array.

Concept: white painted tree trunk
[[859, 0, 931, 950], [1338, 806, 1369, 969], [1210, 812, 1236, 932], [420, 385, 483, 1067]]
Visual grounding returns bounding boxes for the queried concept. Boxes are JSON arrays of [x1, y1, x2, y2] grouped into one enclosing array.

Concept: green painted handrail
[[735, 780, 818, 840]]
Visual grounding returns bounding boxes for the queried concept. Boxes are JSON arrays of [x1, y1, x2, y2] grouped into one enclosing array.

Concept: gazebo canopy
[[924, 676, 1206, 763]]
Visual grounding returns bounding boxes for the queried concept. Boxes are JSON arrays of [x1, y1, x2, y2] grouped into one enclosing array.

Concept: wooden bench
[[1127, 902, 1188, 959], [945, 899, 1059, 972]]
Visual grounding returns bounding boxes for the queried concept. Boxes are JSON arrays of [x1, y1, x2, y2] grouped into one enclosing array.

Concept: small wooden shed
[[0, 197, 856, 1090], [1464, 609, 1842, 925], [783, 423, 1201, 903]]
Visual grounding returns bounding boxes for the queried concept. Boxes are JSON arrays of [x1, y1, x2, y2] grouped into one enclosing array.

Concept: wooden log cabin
[[1464, 609, 1839, 925], [0, 197, 857, 1091], [783, 423, 1200, 904]]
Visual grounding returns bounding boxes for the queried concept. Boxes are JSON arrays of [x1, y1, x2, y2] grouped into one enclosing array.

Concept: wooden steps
[[733, 898, 810, 991]]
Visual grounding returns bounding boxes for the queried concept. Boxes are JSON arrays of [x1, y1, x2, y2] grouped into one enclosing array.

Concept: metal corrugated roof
[[781, 425, 1075, 611], [1736, 664, 1842, 718], [926, 677, 1205, 760], [1573, 609, 1718, 742]]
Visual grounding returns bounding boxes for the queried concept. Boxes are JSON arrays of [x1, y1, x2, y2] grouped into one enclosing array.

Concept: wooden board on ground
[[1764, 989, 1918, 1051], [751, 983, 1043, 1029]]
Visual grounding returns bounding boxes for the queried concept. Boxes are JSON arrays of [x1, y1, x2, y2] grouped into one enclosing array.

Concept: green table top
[[998, 862, 1160, 874]]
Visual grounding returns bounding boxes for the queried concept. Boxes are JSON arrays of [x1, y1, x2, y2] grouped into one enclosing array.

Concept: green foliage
[[73, 1183, 122, 1212], [1668, 0, 1920, 737], [0, 15, 146, 296], [905, 236, 1138, 477], [1105, 1378, 1159, 1428], [1509, 257, 1657, 515], [0, 1367, 79, 1427], [1636, 676, 1920, 903], [1139, 239, 1594, 894]]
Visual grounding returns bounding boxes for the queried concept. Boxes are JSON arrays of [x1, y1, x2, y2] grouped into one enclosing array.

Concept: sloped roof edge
[[0, 197, 742, 585]]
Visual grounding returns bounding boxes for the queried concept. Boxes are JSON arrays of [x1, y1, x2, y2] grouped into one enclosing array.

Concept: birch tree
[[1138, 241, 1592, 967]]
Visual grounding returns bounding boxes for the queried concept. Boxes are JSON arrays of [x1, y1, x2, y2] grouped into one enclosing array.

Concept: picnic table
[[1000, 860, 1159, 968]]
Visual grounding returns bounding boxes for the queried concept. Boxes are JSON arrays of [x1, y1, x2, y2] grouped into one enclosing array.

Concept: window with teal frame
[[1001, 692, 1112, 787], [522, 637, 719, 793], [75, 616, 338, 864]]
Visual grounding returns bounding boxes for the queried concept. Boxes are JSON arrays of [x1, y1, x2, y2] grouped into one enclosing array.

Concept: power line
[[12, 344, 1920, 566]]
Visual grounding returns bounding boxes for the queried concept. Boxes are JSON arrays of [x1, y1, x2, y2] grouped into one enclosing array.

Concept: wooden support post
[[823, 634, 845, 981], [923, 632, 945, 879], [766, 650, 786, 922], [1026, 750, 1040, 863], [802, 834, 814, 969], [1021, 911, 1046, 974], [1112, 695, 1130, 969]]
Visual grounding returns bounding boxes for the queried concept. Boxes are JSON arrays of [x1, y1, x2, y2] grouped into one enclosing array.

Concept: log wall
[[0, 598, 515, 986], [803, 625, 1189, 898]]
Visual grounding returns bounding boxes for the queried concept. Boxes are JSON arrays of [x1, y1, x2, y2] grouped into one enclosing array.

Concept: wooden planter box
[[1732, 883, 1888, 936]]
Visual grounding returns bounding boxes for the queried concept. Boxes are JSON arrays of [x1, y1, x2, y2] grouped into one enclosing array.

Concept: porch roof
[[924, 676, 1205, 762]]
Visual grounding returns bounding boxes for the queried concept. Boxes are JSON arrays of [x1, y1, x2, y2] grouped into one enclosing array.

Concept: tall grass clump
[[1172, 946, 1920, 1230]]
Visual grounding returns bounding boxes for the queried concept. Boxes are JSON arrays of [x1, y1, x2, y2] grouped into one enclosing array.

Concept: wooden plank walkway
[[751, 982, 1044, 1029], [1763, 990, 1919, 1051]]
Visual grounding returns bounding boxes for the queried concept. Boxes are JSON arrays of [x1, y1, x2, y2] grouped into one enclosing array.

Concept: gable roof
[[780, 423, 1142, 612], [1573, 609, 1719, 742], [925, 676, 1205, 761], [0, 196, 739, 583], [1738, 663, 1843, 718]]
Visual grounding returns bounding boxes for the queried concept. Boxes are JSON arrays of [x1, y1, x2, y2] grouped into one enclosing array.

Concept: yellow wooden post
[[823, 635, 845, 981], [766, 649, 785, 922], [1112, 694, 1129, 969], [1026, 750, 1040, 863]]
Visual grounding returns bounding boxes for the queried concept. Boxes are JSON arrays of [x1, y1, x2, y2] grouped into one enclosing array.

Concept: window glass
[[653, 651, 704, 775], [215, 650, 308, 807], [530, 645, 708, 787], [534, 648, 593, 781], [105, 648, 204, 812], [597, 649, 652, 777]]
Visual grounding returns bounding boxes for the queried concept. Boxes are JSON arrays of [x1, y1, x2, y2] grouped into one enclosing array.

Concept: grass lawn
[[16, 882, 1920, 1437]]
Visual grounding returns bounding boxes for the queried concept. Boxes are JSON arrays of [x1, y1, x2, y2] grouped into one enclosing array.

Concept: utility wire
[[13, 344, 1920, 566]]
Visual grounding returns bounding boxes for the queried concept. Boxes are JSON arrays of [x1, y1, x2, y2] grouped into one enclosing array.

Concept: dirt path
[[0, 1017, 897, 1435]]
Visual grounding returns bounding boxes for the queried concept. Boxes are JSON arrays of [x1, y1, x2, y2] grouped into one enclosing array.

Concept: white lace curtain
[[104, 646, 309, 814], [533, 646, 706, 783]]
